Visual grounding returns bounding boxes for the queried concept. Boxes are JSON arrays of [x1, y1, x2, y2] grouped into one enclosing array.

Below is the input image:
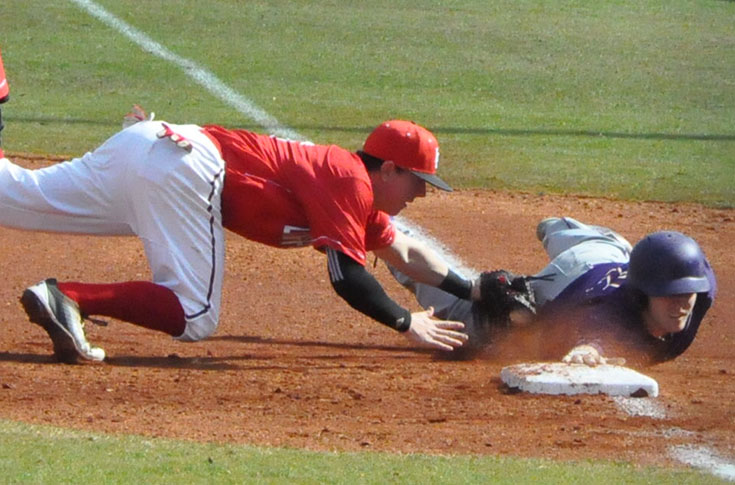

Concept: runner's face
[[644, 293, 697, 337]]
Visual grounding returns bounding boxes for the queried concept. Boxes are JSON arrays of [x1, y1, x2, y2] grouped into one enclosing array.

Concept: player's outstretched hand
[[562, 344, 606, 366], [562, 344, 626, 367], [404, 307, 468, 351]]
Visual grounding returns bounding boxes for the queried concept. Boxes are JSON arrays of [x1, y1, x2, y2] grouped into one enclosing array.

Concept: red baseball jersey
[[203, 125, 395, 265]]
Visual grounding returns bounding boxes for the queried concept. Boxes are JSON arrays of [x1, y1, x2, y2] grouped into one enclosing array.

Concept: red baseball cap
[[362, 120, 452, 192], [0, 47, 9, 103]]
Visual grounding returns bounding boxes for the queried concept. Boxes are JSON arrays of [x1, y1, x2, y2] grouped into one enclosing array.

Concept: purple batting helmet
[[627, 231, 711, 297]]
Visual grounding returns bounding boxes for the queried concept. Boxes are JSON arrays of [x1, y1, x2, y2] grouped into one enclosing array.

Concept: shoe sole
[[20, 288, 81, 364]]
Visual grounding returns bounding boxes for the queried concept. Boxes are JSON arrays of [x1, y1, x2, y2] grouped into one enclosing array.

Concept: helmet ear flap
[[627, 231, 710, 297]]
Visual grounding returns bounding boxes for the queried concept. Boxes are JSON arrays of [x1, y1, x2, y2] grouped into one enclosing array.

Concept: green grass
[[0, 420, 725, 485], [0, 0, 733, 482], [1, 0, 733, 205]]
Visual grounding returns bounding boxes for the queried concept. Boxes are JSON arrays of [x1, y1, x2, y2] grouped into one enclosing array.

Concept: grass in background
[[0, 420, 726, 485], [0, 2, 733, 481], [1, 0, 733, 206]]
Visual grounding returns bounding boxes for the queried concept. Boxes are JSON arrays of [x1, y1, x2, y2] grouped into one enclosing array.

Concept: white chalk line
[[393, 216, 478, 279], [670, 445, 735, 482], [398, 217, 735, 480], [611, 396, 667, 419], [68, 0, 305, 142], [612, 397, 734, 481], [403, 214, 735, 481], [62, 0, 735, 482]]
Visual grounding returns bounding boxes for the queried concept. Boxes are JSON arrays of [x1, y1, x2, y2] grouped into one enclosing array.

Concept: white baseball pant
[[0, 121, 225, 341]]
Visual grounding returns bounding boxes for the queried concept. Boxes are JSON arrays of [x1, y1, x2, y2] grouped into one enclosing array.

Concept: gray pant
[[388, 216, 631, 326], [530, 217, 631, 306]]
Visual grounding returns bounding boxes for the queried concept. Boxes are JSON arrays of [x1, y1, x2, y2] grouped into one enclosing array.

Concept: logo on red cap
[[363, 120, 452, 191]]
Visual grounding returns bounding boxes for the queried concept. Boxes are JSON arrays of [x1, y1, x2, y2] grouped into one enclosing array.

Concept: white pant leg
[[1, 121, 226, 341], [531, 217, 631, 306], [120, 122, 226, 341], [0, 144, 138, 235]]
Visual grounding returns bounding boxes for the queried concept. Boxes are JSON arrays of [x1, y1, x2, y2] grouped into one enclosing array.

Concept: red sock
[[57, 281, 186, 337]]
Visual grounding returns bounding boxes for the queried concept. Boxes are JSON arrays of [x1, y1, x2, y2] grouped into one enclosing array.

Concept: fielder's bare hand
[[404, 307, 468, 351]]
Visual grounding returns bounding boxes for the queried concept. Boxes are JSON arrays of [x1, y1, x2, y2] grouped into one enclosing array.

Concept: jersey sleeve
[[303, 175, 376, 265], [364, 211, 395, 251]]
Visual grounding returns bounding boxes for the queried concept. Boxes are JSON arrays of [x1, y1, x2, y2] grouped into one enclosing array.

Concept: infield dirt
[[1, 156, 733, 468]]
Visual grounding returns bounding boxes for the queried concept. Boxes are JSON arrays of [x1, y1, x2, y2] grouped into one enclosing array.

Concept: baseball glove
[[451, 270, 538, 360], [476, 270, 537, 329]]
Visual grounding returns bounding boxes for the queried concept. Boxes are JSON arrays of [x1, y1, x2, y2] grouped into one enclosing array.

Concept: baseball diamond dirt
[[1, 156, 733, 471]]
